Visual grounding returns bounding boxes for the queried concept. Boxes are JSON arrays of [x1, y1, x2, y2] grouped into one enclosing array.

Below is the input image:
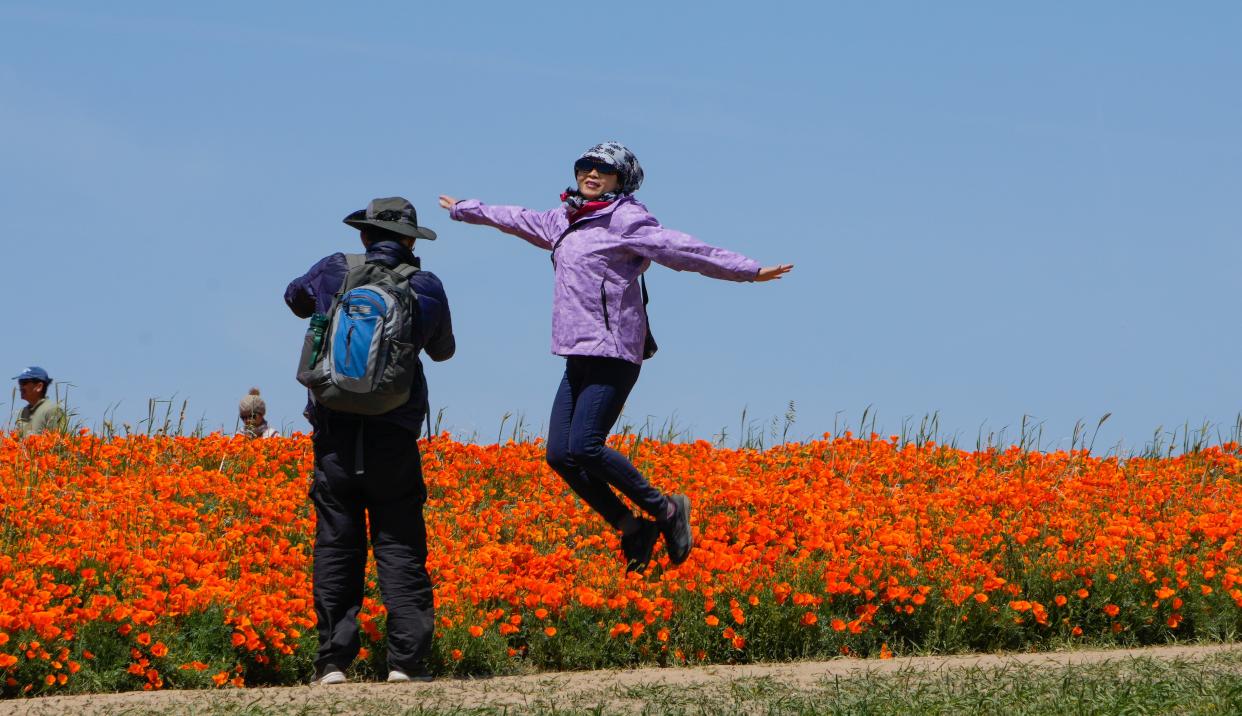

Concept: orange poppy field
[[1, 431, 1240, 695]]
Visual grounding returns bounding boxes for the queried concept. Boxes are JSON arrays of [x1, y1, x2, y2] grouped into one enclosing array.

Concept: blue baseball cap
[[13, 366, 51, 383]]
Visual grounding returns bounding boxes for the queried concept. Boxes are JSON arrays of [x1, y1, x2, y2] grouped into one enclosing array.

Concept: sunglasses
[[574, 159, 619, 176]]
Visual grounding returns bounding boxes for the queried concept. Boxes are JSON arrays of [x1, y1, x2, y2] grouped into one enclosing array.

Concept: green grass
[[10, 648, 1241, 716], [602, 654, 1242, 715]]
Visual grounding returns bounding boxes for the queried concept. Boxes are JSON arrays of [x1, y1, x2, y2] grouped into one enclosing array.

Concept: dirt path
[[3, 643, 1239, 715]]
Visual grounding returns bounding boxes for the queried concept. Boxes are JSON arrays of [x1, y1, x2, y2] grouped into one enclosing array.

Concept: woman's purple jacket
[[450, 196, 761, 365]]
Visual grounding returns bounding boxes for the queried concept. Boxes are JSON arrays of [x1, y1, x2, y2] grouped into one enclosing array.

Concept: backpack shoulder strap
[[550, 219, 593, 269], [372, 262, 420, 292], [551, 210, 614, 267], [337, 254, 369, 294], [552, 226, 574, 254]]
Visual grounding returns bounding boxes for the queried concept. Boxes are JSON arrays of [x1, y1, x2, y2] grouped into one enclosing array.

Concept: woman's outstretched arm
[[439, 194, 560, 251], [626, 215, 793, 283]]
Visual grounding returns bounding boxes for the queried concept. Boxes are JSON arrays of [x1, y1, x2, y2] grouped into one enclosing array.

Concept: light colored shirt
[[16, 398, 67, 436], [243, 422, 280, 439]]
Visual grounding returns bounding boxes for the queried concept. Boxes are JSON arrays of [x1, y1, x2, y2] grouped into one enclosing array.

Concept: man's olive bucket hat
[[343, 197, 437, 241]]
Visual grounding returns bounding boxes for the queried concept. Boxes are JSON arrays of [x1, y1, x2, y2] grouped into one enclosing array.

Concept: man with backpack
[[284, 197, 454, 685]]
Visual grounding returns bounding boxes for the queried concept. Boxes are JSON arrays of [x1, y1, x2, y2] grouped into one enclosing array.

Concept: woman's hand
[[438, 195, 458, 211], [755, 264, 794, 282]]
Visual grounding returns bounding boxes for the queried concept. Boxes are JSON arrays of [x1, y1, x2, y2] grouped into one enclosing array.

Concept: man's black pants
[[310, 417, 433, 675]]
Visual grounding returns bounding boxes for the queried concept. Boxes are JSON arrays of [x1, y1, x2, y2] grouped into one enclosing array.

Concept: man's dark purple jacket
[[285, 240, 454, 434]]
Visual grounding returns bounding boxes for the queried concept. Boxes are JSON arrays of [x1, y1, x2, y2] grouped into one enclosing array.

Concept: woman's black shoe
[[659, 494, 693, 565], [622, 519, 660, 574]]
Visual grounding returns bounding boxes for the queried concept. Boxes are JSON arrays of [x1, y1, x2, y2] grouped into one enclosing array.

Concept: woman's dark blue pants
[[545, 355, 668, 527]]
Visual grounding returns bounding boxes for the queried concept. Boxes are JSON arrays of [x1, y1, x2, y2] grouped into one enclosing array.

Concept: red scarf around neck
[[561, 191, 613, 222]]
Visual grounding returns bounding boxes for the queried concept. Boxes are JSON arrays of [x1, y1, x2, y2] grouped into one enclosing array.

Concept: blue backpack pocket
[[331, 288, 389, 389]]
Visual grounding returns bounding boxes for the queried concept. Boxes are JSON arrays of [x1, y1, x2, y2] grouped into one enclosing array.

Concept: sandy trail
[[3, 643, 1239, 715]]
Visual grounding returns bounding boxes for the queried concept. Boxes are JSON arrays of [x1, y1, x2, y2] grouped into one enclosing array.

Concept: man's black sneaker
[[659, 494, 693, 565], [621, 519, 660, 574]]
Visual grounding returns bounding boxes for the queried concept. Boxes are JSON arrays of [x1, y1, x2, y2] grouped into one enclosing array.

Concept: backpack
[[639, 274, 657, 360], [297, 254, 421, 415]]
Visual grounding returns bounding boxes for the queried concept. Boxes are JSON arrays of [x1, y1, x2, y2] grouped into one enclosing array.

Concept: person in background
[[238, 388, 280, 438], [439, 141, 792, 575], [285, 197, 455, 686], [13, 366, 67, 436]]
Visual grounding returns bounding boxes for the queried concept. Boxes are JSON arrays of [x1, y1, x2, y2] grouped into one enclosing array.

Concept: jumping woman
[[439, 141, 792, 574]]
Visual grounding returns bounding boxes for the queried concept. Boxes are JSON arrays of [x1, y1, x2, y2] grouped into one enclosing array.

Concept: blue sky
[[2, 3, 1239, 451]]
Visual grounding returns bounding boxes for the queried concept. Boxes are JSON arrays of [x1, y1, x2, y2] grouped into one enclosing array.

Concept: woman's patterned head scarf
[[575, 141, 644, 195]]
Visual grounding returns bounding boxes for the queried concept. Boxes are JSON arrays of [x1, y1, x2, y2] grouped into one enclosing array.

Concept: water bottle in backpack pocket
[[299, 313, 331, 372], [297, 256, 421, 415]]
